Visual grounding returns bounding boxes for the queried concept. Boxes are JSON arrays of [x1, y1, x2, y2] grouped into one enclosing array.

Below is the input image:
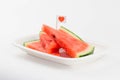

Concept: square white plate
[[13, 34, 107, 65]]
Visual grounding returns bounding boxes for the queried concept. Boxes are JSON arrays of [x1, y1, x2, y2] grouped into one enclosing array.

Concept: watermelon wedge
[[24, 32, 60, 56], [42, 24, 94, 58], [24, 40, 46, 52], [59, 26, 95, 57]]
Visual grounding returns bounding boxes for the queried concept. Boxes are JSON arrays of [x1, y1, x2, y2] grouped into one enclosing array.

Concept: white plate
[[13, 34, 107, 65]]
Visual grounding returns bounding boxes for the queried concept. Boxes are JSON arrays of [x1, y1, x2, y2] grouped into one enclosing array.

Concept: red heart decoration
[[58, 16, 65, 22]]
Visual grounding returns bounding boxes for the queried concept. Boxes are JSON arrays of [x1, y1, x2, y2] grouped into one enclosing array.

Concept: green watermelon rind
[[77, 45, 95, 57], [60, 26, 83, 41], [60, 26, 95, 58], [23, 40, 39, 46]]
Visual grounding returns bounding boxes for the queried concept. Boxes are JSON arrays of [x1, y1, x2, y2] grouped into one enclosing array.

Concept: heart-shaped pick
[[58, 16, 65, 22]]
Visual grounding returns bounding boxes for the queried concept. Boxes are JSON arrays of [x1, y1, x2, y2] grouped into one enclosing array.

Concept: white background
[[0, 0, 120, 80]]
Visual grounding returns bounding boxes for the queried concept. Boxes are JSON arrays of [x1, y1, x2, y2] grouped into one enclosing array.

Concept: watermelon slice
[[59, 26, 95, 57], [42, 24, 94, 58], [24, 40, 46, 52], [24, 40, 60, 56], [24, 32, 60, 56]]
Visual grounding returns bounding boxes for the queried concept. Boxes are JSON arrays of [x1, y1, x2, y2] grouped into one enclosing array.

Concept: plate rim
[[13, 34, 108, 65]]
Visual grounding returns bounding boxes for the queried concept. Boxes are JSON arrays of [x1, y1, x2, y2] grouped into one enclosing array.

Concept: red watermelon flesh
[[42, 24, 89, 58], [25, 40, 46, 52], [40, 32, 60, 56], [25, 40, 60, 56]]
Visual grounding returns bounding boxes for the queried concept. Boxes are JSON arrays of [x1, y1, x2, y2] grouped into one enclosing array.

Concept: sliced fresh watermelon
[[59, 26, 95, 57], [24, 40, 46, 52], [24, 40, 60, 56], [42, 24, 94, 58]]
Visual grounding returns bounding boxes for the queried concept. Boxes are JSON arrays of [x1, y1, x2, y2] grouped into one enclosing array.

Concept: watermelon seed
[[52, 35, 56, 38]]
